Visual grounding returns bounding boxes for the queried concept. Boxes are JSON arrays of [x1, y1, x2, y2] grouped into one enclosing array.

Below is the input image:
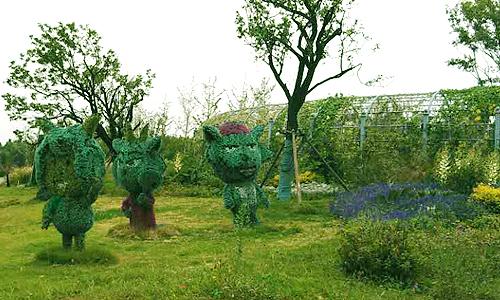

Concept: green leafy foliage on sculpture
[[204, 122, 272, 227], [112, 125, 166, 231], [36, 115, 105, 250]]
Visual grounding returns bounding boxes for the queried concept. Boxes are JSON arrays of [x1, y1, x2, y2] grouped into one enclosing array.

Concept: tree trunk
[[121, 195, 157, 231], [6, 173, 10, 187], [277, 101, 302, 200]]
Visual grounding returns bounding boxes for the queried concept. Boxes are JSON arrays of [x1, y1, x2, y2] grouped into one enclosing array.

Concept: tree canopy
[[236, 0, 365, 131], [236, 0, 366, 200], [447, 0, 500, 85], [2, 22, 155, 155]]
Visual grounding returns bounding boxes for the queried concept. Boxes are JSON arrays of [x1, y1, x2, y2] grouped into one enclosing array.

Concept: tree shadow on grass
[[34, 246, 118, 266], [107, 223, 181, 240]]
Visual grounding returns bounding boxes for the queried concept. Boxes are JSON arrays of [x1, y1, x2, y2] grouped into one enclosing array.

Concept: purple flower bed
[[330, 183, 485, 221]]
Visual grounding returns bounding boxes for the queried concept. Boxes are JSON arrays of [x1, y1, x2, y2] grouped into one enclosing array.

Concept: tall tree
[[447, 0, 499, 85], [2, 23, 155, 155], [236, 0, 365, 199]]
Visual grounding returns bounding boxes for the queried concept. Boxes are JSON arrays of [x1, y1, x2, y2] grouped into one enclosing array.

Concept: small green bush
[[468, 214, 500, 230], [413, 225, 500, 300], [338, 218, 418, 285]]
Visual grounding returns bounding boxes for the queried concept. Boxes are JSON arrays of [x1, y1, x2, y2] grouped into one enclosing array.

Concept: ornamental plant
[[433, 143, 500, 194], [339, 218, 419, 285], [471, 184, 500, 213], [37, 115, 105, 250], [203, 122, 272, 227], [112, 126, 165, 231], [330, 183, 485, 222]]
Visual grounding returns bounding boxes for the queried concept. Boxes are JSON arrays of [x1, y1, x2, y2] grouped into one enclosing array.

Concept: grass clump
[[107, 223, 180, 240], [35, 246, 118, 265], [413, 223, 500, 300], [94, 208, 123, 221], [339, 218, 419, 286], [198, 259, 276, 300]]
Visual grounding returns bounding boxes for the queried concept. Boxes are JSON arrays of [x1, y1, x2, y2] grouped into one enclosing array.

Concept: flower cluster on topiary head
[[219, 122, 251, 135]]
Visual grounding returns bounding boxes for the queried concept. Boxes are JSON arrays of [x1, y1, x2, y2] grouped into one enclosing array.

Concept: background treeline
[[2, 85, 500, 195]]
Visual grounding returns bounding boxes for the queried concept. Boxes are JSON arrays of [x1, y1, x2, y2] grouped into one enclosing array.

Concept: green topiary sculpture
[[37, 115, 105, 250], [203, 122, 272, 227], [112, 126, 165, 231]]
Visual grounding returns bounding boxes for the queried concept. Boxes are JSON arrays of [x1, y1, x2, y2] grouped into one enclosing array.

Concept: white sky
[[0, 0, 475, 143]]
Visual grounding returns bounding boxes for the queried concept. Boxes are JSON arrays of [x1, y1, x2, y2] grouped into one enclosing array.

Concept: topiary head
[[203, 122, 272, 184], [35, 115, 105, 200], [112, 126, 165, 195]]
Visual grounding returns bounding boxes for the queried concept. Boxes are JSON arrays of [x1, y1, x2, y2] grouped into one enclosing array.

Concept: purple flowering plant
[[330, 182, 485, 221]]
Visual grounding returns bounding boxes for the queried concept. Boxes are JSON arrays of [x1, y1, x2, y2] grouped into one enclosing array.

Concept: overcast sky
[[0, 0, 475, 143]]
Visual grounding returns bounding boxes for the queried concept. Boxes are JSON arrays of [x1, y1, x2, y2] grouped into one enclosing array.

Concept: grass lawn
[[0, 186, 498, 299]]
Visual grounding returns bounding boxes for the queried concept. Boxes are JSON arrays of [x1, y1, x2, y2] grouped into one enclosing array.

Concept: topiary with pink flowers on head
[[203, 122, 272, 227]]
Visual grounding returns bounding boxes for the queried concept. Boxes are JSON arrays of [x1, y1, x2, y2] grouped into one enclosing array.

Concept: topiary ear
[[83, 114, 101, 137], [124, 123, 136, 141], [36, 118, 56, 134], [112, 139, 124, 153], [147, 137, 161, 153], [251, 125, 264, 140], [203, 125, 222, 143], [140, 124, 149, 141]]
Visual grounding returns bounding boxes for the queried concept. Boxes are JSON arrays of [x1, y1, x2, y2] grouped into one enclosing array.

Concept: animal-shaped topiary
[[37, 115, 105, 250], [203, 122, 272, 227], [112, 126, 165, 231]]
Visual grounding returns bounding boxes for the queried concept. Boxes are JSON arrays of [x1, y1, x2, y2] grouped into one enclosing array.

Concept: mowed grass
[[0, 187, 498, 299]]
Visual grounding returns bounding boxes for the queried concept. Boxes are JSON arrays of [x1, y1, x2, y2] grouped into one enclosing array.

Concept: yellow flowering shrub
[[271, 170, 319, 187], [471, 184, 500, 213]]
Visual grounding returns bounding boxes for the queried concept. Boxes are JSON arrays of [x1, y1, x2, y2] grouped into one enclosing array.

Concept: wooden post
[[291, 131, 302, 204]]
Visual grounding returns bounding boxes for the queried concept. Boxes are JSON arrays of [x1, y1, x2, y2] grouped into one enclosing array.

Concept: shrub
[[434, 147, 451, 186], [468, 214, 500, 230], [471, 184, 500, 213], [330, 182, 485, 222], [8, 166, 32, 186], [433, 144, 500, 194], [338, 219, 418, 285], [270, 171, 321, 187], [447, 145, 486, 194], [413, 225, 500, 300]]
